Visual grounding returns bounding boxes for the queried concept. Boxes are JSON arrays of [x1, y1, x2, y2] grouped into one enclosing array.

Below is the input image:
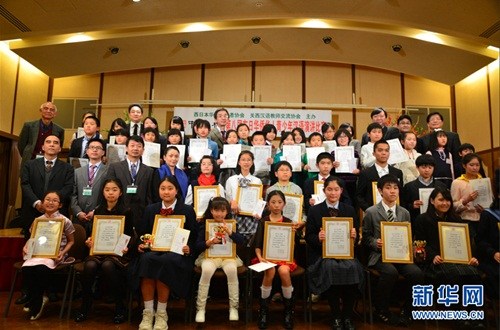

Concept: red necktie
[[160, 208, 174, 215]]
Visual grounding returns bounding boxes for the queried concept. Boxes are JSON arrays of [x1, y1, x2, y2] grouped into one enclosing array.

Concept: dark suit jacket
[[361, 126, 400, 146], [421, 130, 462, 161], [70, 163, 108, 217], [305, 201, 359, 265], [107, 160, 154, 227], [362, 203, 410, 266], [68, 134, 104, 159], [356, 165, 403, 211], [127, 122, 143, 136], [208, 127, 224, 154], [303, 175, 353, 213], [20, 157, 74, 232], [18, 119, 65, 168]]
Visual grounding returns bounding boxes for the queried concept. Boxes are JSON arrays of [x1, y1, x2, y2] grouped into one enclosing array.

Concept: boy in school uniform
[[362, 174, 424, 325], [360, 123, 383, 169], [356, 140, 403, 212], [68, 116, 103, 159]]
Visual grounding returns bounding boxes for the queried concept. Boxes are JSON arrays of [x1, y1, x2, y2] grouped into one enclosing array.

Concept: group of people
[[15, 101, 499, 329]]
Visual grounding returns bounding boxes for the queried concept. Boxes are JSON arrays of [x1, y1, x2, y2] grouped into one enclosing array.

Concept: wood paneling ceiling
[[1, 0, 498, 85]]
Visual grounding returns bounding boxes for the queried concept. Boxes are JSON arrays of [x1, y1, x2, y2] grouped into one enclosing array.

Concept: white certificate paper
[[439, 223, 471, 264], [106, 144, 126, 164], [282, 145, 302, 172], [306, 147, 325, 172], [253, 199, 267, 218], [381, 222, 412, 263], [469, 178, 493, 208], [143, 141, 161, 168], [113, 234, 131, 256], [322, 140, 337, 153], [189, 139, 209, 163], [251, 145, 272, 172], [387, 138, 409, 165], [419, 188, 435, 214], [334, 146, 356, 173], [283, 194, 303, 223], [194, 186, 220, 218], [170, 228, 190, 255], [167, 144, 186, 170], [32, 219, 64, 258], [220, 144, 242, 169], [249, 261, 277, 272], [152, 216, 184, 251], [323, 218, 353, 259], [92, 219, 123, 255], [237, 184, 262, 216], [263, 223, 294, 262]]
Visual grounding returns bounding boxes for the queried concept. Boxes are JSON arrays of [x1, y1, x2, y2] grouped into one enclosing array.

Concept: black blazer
[[361, 126, 400, 146], [305, 201, 359, 265], [20, 158, 74, 231], [356, 165, 403, 211], [421, 130, 462, 161], [68, 134, 104, 159], [303, 175, 353, 213]]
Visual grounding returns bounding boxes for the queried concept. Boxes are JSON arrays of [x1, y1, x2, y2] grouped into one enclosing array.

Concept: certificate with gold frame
[[314, 180, 324, 195], [151, 215, 185, 251], [31, 217, 64, 258], [263, 222, 294, 263], [372, 182, 399, 205], [205, 220, 236, 259], [194, 185, 220, 218], [90, 215, 125, 256], [236, 184, 263, 216], [381, 222, 413, 264], [283, 193, 303, 223], [322, 217, 354, 259], [439, 222, 471, 264]]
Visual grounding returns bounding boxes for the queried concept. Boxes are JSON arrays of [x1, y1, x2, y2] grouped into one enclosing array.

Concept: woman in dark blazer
[[306, 176, 364, 330]]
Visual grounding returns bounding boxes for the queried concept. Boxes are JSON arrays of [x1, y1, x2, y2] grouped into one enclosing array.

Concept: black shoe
[[375, 310, 399, 325], [15, 293, 29, 305], [344, 318, 355, 330], [74, 311, 88, 322], [331, 318, 343, 330], [257, 298, 269, 329], [113, 312, 126, 324], [399, 309, 412, 327], [283, 297, 294, 329]]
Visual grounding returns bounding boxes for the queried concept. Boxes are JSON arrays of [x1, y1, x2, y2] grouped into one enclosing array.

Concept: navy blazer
[[356, 165, 403, 211]]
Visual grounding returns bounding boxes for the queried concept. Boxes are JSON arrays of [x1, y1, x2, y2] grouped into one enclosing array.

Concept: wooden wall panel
[[255, 61, 302, 103], [0, 45, 18, 134], [404, 75, 451, 107], [354, 66, 401, 109], [305, 62, 352, 104], [53, 74, 100, 98], [489, 62, 499, 149], [204, 63, 252, 102]]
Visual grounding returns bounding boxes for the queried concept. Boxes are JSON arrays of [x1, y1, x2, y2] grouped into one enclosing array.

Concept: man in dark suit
[[420, 111, 462, 160], [68, 116, 103, 160], [20, 134, 74, 235], [70, 138, 108, 235], [18, 102, 65, 169], [126, 104, 144, 136], [361, 107, 400, 146], [107, 135, 154, 227], [356, 140, 403, 211], [208, 108, 230, 154]]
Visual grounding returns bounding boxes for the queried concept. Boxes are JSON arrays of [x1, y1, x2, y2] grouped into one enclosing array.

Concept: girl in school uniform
[[305, 177, 363, 330], [22, 191, 75, 320], [185, 155, 226, 206], [426, 130, 455, 188], [136, 176, 199, 330], [254, 190, 299, 329], [394, 131, 421, 185], [75, 179, 134, 324], [194, 197, 245, 322]]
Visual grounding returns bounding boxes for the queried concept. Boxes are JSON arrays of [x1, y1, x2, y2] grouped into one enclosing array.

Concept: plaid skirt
[[307, 258, 364, 295]]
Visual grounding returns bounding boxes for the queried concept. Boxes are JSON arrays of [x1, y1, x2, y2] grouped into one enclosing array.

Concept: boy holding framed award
[[362, 174, 423, 326]]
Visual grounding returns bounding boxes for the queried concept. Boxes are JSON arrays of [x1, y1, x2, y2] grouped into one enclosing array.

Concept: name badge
[[36, 154, 44, 159], [127, 185, 138, 194], [82, 187, 92, 196]]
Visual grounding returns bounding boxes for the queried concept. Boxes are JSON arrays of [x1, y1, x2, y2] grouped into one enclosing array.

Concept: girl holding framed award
[[185, 155, 225, 206], [305, 177, 363, 330], [75, 179, 134, 324], [22, 191, 75, 320], [193, 197, 245, 323], [135, 176, 199, 330], [254, 190, 299, 329]]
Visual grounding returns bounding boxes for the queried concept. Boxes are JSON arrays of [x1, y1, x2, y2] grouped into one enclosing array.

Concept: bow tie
[[160, 207, 174, 216], [238, 177, 251, 188], [328, 207, 339, 217]]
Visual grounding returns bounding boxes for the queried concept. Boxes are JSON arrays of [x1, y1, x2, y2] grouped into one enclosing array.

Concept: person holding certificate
[[22, 191, 75, 320], [225, 150, 263, 242], [74, 179, 134, 324], [425, 130, 455, 188], [265, 161, 303, 198], [254, 191, 300, 329], [153, 146, 189, 202], [185, 155, 225, 206], [217, 130, 239, 187], [251, 131, 274, 186], [193, 197, 245, 323], [393, 131, 421, 185], [362, 175, 423, 326], [451, 153, 490, 241], [273, 132, 304, 187], [135, 176, 199, 330], [305, 177, 363, 330]]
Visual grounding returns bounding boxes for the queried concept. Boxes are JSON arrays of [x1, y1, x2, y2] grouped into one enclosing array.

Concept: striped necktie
[[387, 209, 395, 222]]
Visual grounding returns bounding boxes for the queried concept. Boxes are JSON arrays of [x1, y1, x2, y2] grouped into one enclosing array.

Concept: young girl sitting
[[194, 197, 245, 322], [394, 131, 421, 185], [185, 156, 226, 206], [254, 190, 299, 329], [426, 130, 455, 188], [136, 176, 199, 330], [75, 179, 134, 324], [22, 191, 75, 320]]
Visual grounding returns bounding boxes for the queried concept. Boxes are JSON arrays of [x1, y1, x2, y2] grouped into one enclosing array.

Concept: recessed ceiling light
[[133, 0, 141, 3]]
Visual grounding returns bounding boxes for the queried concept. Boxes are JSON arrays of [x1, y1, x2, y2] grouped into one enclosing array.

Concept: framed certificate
[[90, 215, 125, 255], [372, 182, 399, 205], [236, 184, 263, 216], [419, 188, 435, 214], [282, 145, 302, 172], [263, 222, 294, 263], [469, 178, 493, 208], [205, 220, 236, 259], [283, 193, 303, 223], [381, 222, 413, 263], [194, 185, 220, 218], [438, 222, 471, 264], [314, 180, 325, 195], [322, 217, 354, 259], [151, 215, 185, 251], [31, 217, 64, 258]]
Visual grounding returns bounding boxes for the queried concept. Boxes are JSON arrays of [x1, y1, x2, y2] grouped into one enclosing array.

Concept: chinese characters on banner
[[173, 107, 332, 136]]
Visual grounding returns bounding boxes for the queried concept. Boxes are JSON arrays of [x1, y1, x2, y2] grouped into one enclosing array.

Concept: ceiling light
[[392, 44, 402, 52], [66, 33, 93, 43], [109, 47, 119, 54], [487, 45, 499, 52], [414, 32, 442, 44], [301, 19, 329, 29], [322, 36, 332, 44], [180, 40, 190, 48], [251, 36, 261, 44], [132, 0, 141, 2], [183, 23, 212, 32]]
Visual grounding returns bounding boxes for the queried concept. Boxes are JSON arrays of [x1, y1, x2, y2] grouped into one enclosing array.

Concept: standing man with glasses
[[208, 108, 230, 154], [127, 104, 144, 136], [71, 138, 108, 235], [18, 102, 65, 169]]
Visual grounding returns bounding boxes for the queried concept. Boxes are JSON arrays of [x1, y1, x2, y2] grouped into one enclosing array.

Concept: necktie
[[160, 208, 174, 216], [328, 207, 339, 217], [321, 177, 326, 181], [45, 160, 53, 172], [133, 124, 138, 136], [131, 163, 137, 182], [387, 209, 395, 222], [88, 165, 96, 186], [221, 130, 226, 141]]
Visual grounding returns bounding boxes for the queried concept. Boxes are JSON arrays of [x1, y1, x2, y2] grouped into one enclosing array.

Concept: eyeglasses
[[88, 146, 103, 151], [44, 198, 60, 204]]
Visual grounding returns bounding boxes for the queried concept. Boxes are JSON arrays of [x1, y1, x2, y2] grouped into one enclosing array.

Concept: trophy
[[413, 240, 427, 263], [140, 233, 154, 250]]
